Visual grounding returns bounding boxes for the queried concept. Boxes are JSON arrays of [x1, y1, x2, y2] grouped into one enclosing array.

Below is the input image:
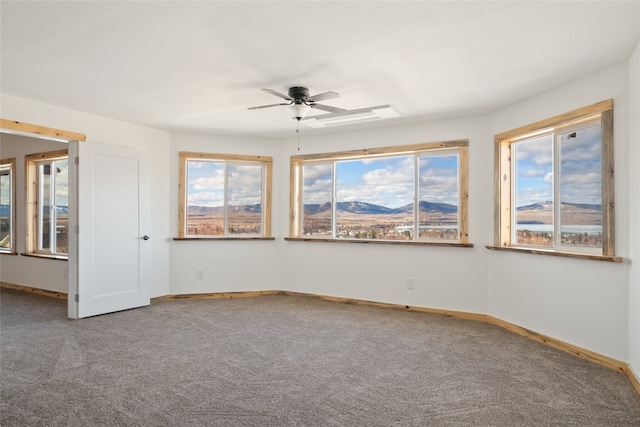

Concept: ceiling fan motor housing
[[288, 87, 310, 103]]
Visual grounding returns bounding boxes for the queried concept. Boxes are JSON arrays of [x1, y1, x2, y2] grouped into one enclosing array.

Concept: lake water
[[516, 224, 602, 234], [394, 224, 601, 234]]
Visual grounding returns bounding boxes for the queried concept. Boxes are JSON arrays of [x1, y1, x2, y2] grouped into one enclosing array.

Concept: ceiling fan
[[248, 87, 348, 120]]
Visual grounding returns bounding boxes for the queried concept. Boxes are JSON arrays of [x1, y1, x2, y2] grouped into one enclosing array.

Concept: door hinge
[[75, 157, 79, 165], [74, 294, 79, 302], [75, 225, 79, 233]]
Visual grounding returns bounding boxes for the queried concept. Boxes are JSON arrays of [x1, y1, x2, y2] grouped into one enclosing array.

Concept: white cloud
[[337, 182, 413, 207], [362, 167, 413, 186], [188, 191, 224, 207], [419, 175, 458, 205], [303, 164, 332, 183], [303, 178, 332, 204], [192, 176, 224, 191]]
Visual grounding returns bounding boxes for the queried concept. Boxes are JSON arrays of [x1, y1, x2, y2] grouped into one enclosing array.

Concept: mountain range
[[0, 205, 68, 216], [304, 201, 458, 215], [188, 204, 262, 215], [1, 202, 600, 218], [516, 201, 601, 211], [185, 201, 458, 216]]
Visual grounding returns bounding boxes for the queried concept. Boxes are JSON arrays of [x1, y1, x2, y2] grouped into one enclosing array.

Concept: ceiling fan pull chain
[[297, 119, 300, 151]]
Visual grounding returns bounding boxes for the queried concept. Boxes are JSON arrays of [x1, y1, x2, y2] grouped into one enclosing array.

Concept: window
[[178, 152, 272, 238], [0, 158, 16, 253], [289, 140, 469, 244], [26, 150, 69, 257], [493, 100, 616, 259]]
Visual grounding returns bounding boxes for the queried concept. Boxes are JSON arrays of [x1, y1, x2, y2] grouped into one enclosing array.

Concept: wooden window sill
[[485, 245, 622, 263], [285, 237, 473, 247], [0, 251, 18, 256], [173, 237, 275, 241], [20, 253, 68, 261]]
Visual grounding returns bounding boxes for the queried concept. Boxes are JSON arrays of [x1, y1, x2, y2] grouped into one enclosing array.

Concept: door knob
[[142, 235, 150, 240]]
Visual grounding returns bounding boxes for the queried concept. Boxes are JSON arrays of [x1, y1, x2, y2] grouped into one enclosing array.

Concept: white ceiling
[[1, 1, 639, 139]]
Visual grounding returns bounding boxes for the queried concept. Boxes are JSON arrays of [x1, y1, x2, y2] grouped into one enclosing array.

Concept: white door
[[74, 142, 150, 318]]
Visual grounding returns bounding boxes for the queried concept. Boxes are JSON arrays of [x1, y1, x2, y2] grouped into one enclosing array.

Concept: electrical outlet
[[407, 277, 416, 289], [196, 269, 204, 280]]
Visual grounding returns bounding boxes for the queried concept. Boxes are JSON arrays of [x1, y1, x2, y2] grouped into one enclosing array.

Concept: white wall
[[0, 134, 70, 293], [487, 63, 632, 361], [168, 133, 281, 294], [0, 94, 172, 298], [628, 42, 640, 378], [275, 117, 492, 314]]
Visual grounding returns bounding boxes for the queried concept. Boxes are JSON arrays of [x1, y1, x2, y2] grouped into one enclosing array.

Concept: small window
[[26, 150, 69, 257], [178, 152, 272, 238], [0, 158, 16, 253], [290, 140, 469, 244], [493, 100, 614, 258]]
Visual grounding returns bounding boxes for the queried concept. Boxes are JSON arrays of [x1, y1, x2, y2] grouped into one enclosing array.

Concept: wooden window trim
[[285, 237, 473, 247], [485, 245, 621, 263], [290, 140, 469, 244], [1, 119, 86, 142], [25, 149, 69, 257], [178, 151, 273, 238], [492, 100, 615, 260], [19, 252, 69, 261], [173, 237, 275, 241], [290, 140, 469, 163], [0, 158, 16, 254]]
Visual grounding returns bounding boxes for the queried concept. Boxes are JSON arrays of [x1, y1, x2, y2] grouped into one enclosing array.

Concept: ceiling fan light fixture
[[287, 103, 311, 120]]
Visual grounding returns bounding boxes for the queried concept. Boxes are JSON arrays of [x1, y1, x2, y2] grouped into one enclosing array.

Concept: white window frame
[[25, 149, 69, 258], [177, 152, 273, 239], [289, 140, 470, 246]]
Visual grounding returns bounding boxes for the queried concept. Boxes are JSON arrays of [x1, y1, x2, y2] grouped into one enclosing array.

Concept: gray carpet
[[1, 288, 639, 426]]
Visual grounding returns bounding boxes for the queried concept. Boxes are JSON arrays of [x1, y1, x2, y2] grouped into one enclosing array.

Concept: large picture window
[[178, 152, 272, 238], [290, 140, 469, 245], [492, 100, 616, 260], [0, 158, 16, 253], [26, 150, 69, 257]]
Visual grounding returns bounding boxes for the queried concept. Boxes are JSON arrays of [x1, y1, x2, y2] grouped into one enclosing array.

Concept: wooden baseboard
[[1, 281, 67, 300], [151, 290, 279, 304], [486, 315, 628, 374], [278, 290, 489, 322], [627, 366, 640, 396]]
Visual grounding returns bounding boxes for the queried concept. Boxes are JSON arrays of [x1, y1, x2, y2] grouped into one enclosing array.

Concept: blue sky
[[303, 153, 459, 208], [514, 125, 601, 207]]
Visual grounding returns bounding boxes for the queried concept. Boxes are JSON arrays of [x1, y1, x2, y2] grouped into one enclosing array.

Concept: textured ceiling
[[1, 1, 639, 139]]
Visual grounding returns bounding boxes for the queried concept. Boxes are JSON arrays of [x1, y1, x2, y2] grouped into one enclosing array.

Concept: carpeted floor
[[1, 288, 639, 426]]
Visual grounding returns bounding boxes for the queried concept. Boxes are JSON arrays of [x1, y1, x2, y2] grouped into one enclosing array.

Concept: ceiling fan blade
[[261, 88, 292, 100], [308, 91, 340, 102], [311, 103, 348, 114], [248, 103, 290, 110]]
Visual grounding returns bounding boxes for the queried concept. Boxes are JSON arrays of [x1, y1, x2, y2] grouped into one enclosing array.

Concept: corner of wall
[[627, 40, 640, 382]]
